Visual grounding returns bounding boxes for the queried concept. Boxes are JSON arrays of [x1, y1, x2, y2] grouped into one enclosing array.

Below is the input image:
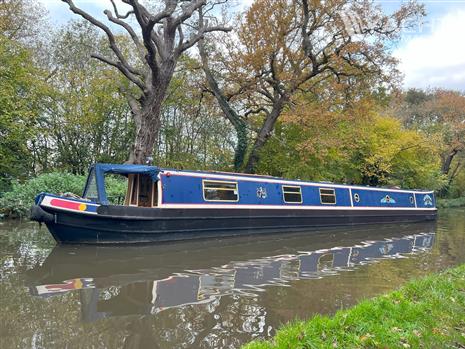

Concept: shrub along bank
[[0, 172, 126, 218], [242, 264, 465, 349], [437, 197, 465, 208]]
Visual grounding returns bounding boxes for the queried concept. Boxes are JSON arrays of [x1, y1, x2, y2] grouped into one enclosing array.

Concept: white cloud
[[39, 0, 132, 27], [394, 10, 465, 90]]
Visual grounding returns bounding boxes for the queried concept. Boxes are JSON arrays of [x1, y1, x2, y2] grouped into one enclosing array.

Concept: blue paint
[[161, 174, 433, 208], [161, 174, 354, 206], [72, 163, 436, 209], [415, 193, 436, 208], [352, 189, 415, 208]]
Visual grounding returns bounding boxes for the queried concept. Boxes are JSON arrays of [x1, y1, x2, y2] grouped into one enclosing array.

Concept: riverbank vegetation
[[0, 173, 127, 218], [243, 264, 465, 349], [1, 0, 464, 216], [437, 197, 465, 209]]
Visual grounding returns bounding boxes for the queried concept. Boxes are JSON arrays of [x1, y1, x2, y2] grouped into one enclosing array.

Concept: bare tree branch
[[104, 9, 142, 53], [178, 25, 232, 53], [110, 0, 133, 19], [61, 0, 143, 80], [91, 53, 145, 91]]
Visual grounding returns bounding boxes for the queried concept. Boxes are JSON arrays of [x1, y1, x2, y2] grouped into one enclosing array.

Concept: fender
[[30, 205, 54, 223]]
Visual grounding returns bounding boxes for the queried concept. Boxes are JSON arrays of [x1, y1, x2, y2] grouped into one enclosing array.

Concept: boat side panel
[[415, 192, 436, 208], [44, 206, 437, 244], [161, 174, 354, 207], [351, 189, 415, 208], [160, 174, 431, 209]]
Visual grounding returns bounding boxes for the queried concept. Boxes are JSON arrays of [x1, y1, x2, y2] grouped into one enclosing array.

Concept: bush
[[437, 196, 465, 208], [104, 174, 128, 204], [0, 172, 131, 219], [0, 172, 86, 218]]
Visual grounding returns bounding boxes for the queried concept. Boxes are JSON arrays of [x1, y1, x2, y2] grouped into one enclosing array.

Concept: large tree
[[0, 36, 46, 190], [0, 0, 47, 42], [395, 88, 465, 192], [199, 0, 424, 173], [257, 92, 443, 190], [62, 0, 231, 164], [32, 21, 135, 174]]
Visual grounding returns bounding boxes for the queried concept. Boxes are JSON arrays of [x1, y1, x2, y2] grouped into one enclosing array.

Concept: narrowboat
[[30, 163, 437, 244]]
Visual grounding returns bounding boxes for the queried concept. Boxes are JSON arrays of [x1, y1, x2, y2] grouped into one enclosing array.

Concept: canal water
[[1, 209, 464, 349]]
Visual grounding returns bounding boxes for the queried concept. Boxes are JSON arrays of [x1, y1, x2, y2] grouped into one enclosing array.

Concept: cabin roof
[[91, 163, 432, 194], [93, 163, 160, 180]]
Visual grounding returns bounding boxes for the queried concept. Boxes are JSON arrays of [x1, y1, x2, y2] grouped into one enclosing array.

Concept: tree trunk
[[234, 123, 248, 171], [129, 104, 162, 164], [438, 148, 462, 197], [244, 96, 288, 173], [128, 66, 175, 165], [441, 148, 459, 175], [198, 38, 249, 171]]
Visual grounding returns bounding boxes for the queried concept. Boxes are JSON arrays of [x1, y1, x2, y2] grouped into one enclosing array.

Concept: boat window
[[320, 188, 336, 204], [203, 180, 238, 202], [83, 168, 98, 201], [282, 186, 302, 203]]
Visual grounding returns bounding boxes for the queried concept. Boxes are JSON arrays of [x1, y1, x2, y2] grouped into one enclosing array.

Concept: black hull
[[38, 205, 438, 244]]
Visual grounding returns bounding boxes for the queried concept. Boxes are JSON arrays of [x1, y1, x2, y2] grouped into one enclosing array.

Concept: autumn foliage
[[0, 0, 464, 198]]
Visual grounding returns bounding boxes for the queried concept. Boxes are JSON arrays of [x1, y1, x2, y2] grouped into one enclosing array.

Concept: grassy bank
[[243, 265, 465, 349], [437, 197, 465, 208]]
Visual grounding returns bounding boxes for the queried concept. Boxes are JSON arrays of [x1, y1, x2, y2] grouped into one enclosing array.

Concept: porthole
[[353, 193, 360, 203], [410, 196, 414, 204]]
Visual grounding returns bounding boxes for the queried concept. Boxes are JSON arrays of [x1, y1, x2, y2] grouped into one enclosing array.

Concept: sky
[[39, 0, 465, 91]]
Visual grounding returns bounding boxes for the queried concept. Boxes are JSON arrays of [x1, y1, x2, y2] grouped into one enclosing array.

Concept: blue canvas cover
[[88, 163, 160, 204]]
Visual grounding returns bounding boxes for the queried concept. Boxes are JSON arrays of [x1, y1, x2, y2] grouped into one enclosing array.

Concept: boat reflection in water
[[28, 223, 435, 322]]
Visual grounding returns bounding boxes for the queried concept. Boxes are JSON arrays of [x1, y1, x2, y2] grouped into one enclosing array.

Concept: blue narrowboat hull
[[34, 204, 437, 244], [30, 163, 438, 244]]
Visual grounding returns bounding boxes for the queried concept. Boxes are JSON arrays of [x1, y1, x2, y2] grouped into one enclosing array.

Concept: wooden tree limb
[[61, 0, 143, 79], [178, 25, 232, 54], [104, 9, 142, 52], [92, 53, 145, 91], [198, 38, 244, 129], [110, 0, 134, 19], [173, 0, 206, 27]]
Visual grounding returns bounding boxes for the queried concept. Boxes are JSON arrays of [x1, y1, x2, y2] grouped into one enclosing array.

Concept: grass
[[242, 264, 465, 349], [437, 197, 465, 208]]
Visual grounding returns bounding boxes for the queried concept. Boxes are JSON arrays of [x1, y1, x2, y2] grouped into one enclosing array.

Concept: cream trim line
[[162, 171, 434, 194], [159, 203, 437, 210]]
